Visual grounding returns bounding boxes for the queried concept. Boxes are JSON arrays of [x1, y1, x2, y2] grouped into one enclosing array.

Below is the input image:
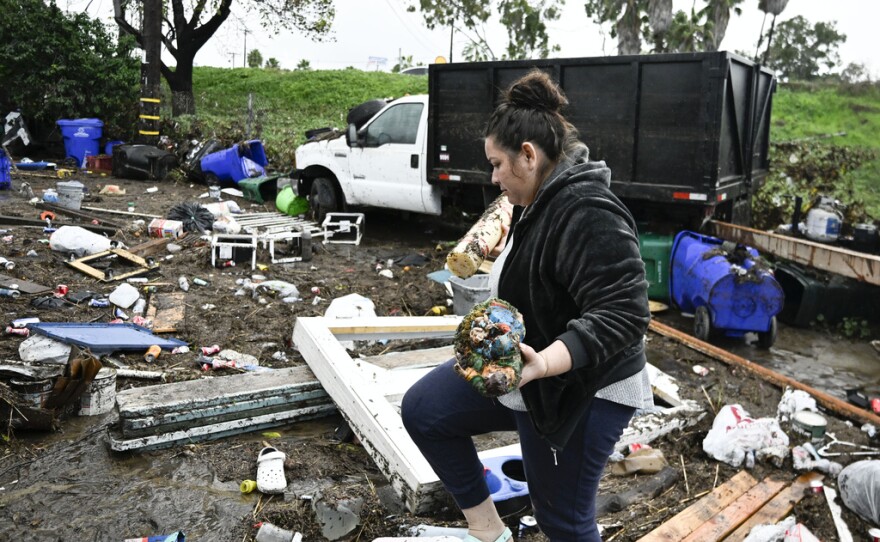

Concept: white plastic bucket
[[79, 368, 117, 416], [56, 180, 85, 211], [449, 274, 491, 316]]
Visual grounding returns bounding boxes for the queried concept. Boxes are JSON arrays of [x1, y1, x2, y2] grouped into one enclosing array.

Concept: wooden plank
[[824, 486, 854, 542], [649, 320, 880, 427], [322, 316, 461, 340], [0, 214, 118, 235], [146, 292, 186, 333], [637, 471, 759, 542], [0, 272, 52, 294], [294, 317, 451, 514], [709, 220, 880, 286], [681, 478, 786, 542], [35, 202, 125, 228], [724, 472, 822, 542], [362, 345, 453, 369]]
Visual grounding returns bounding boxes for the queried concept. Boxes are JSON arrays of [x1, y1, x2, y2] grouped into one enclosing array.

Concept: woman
[[402, 70, 651, 542]]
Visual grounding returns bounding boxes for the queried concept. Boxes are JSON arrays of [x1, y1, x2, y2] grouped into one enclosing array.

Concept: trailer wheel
[[310, 177, 339, 224], [757, 316, 777, 349], [694, 306, 713, 342]]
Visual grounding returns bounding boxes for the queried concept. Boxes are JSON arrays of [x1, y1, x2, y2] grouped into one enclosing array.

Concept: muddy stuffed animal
[[453, 297, 526, 397]]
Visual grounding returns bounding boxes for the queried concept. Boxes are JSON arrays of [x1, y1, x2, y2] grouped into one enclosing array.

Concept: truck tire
[[310, 177, 340, 224], [347, 99, 386, 129]]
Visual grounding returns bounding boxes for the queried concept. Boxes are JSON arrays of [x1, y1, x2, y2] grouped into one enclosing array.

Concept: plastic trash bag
[[167, 202, 214, 233], [702, 404, 790, 468], [777, 387, 818, 422], [49, 226, 114, 257], [838, 459, 880, 525], [743, 515, 795, 542]]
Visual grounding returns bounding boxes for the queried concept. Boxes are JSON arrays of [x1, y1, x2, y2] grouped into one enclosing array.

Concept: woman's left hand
[[518, 343, 548, 387]]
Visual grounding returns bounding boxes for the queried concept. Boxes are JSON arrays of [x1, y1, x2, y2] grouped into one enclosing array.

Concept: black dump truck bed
[[428, 51, 775, 226]]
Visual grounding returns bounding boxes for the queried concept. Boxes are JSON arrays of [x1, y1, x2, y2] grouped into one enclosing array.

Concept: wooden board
[[637, 471, 759, 541], [724, 472, 822, 541], [146, 292, 186, 333], [0, 272, 52, 294], [680, 478, 786, 541]]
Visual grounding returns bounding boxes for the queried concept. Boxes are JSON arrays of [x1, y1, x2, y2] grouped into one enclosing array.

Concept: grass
[[176, 67, 880, 217]]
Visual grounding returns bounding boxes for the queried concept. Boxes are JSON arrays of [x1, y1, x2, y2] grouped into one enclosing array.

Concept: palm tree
[[647, 0, 673, 52], [755, 0, 789, 62], [701, 0, 744, 51]]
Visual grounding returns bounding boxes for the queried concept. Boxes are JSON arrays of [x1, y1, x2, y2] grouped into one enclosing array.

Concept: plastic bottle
[[132, 298, 147, 315], [0, 257, 14, 270], [178, 276, 190, 292], [0, 288, 21, 299], [192, 277, 209, 287], [144, 345, 161, 363]]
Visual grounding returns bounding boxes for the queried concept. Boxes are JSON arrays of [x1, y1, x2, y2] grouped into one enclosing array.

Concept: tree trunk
[[165, 58, 195, 116], [616, 1, 641, 55]]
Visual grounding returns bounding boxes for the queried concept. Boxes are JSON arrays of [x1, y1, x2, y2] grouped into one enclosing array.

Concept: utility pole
[[229, 52, 238, 68], [243, 28, 248, 67], [138, 0, 161, 146]]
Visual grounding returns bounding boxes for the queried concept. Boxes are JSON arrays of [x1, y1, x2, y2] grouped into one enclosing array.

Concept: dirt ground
[[1, 168, 879, 541]]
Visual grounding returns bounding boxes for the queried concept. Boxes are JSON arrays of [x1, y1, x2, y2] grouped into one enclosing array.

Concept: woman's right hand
[[489, 223, 510, 258]]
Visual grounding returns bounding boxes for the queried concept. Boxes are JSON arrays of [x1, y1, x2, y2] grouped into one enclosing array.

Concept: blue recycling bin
[[199, 140, 267, 184], [669, 230, 783, 346], [57, 118, 103, 167], [0, 152, 11, 189]]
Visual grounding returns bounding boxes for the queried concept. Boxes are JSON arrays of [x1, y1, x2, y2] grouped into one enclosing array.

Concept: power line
[[381, 0, 440, 55]]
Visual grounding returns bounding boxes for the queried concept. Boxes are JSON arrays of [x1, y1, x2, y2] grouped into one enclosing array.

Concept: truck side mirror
[[346, 123, 359, 147]]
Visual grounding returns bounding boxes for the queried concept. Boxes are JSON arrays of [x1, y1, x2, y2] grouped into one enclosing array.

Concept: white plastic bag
[[703, 404, 790, 467], [777, 387, 818, 422], [743, 515, 796, 542], [783, 523, 820, 542], [49, 226, 114, 257], [838, 459, 880, 525]]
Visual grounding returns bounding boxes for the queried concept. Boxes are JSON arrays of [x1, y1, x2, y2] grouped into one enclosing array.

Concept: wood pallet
[[637, 471, 823, 542]]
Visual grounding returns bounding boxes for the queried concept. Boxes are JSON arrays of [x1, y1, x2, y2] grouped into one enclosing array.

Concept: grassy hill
[[183, 67, 880, 218]]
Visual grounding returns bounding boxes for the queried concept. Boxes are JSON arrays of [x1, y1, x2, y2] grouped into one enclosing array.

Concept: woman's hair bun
[[504, 70, 568, 113]]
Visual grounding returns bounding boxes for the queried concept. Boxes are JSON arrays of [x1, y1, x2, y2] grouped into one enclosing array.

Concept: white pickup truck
[[294, 94, 450, 221]]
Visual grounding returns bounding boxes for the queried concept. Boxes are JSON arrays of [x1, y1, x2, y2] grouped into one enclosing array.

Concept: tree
[[247, 49, 264, 68], [392, 55, 415, 73], [755, 0, 789, 62], [409, 0, 561, 61], [764, 16, 846, 81], [296, 59, 312, 71], [265, 58, 281, 69], [0, 0, 140, 139], [583, 0, 742, 54], [112, 0, 334, 116]]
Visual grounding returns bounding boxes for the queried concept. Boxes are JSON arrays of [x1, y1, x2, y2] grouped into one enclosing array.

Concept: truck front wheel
[[310, 177, 340, 223]]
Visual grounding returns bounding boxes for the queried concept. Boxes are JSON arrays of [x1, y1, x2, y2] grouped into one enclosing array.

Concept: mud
[[1, 171, 879, 541]]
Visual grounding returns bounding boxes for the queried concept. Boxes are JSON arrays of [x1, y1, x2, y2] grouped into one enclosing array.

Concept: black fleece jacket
[[498, 144, 651, 451]]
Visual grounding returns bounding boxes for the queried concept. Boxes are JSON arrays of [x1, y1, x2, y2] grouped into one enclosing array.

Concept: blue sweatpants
[[401, 359, 635, 542]]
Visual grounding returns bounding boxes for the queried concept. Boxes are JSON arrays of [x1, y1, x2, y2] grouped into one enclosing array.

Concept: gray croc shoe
[[256, 446, 287, 494]]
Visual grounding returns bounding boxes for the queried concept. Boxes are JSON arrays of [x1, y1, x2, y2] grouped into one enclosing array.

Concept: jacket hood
[[521, 143, 611, 222]]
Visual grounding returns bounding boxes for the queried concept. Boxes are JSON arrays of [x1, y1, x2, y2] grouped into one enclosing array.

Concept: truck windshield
[[364, 103, 423, 146]]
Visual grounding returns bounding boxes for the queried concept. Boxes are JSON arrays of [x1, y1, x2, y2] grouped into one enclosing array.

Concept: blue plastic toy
[[669, 230, 783, 347]]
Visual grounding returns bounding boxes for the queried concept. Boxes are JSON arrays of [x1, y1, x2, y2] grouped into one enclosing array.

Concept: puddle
[[657, 312, 880, 400]]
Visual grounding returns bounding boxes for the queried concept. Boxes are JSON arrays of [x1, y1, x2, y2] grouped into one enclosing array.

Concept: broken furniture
[[322, 212, 364, 245], [67, 247, 159, 282], [211, 233, 258, 269], [109, 365, 334, 451], [231, 211, 335, 265], [636, 471, 823, 541], [26, 322, 187, 355], [292, 316, 703, 514]]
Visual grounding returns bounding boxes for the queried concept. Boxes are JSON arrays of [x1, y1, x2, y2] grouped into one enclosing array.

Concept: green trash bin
[[239, 174, 281, 204], [639, 232, 674, 302]]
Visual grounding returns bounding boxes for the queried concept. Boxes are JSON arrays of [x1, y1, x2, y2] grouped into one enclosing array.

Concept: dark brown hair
[[485, 70, 579, 162]]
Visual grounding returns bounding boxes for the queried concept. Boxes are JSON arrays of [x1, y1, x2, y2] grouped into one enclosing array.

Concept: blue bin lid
[[57, 118, 103, 127]]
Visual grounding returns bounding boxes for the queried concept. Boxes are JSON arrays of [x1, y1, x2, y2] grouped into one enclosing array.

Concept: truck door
[[348, 101, 429, 213]]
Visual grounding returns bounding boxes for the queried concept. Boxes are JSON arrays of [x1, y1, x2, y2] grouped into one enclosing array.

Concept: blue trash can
[[669, 230, 783, 346], [105, 140, 125, 156], [199, 140, 268, 184], [57, 118, 103, 167], [0, 152, 11, 190]]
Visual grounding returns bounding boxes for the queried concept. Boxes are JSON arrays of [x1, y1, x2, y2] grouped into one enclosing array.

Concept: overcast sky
[[73, 0, 876, 77]]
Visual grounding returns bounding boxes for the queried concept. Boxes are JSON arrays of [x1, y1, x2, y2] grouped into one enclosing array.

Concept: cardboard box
[[148, 219, 184, 239]]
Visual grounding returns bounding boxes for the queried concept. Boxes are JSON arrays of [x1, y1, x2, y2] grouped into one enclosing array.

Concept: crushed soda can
[[171, 345, 190, 354], [5, 326, 29, 337], [55, 284, 69, 297], [0, 288, 21, 299], [692, 364, 709, 376], [114, 308, 130, 320], [89, 298, 110, 308], [192, 277, 209, 287], [201, 344, 221, 356]]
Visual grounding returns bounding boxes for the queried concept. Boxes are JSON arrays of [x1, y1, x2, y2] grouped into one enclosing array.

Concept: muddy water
[[658, 312, 880, 400], [0, 414, 338, 541]]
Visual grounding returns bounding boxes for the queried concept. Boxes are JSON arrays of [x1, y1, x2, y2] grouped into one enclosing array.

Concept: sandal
[[256, 446, 287, 494], [462, 527, 513, 542]]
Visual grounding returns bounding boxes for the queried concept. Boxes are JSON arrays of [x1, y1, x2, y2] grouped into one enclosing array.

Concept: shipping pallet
[[636, 471, 824, 542]]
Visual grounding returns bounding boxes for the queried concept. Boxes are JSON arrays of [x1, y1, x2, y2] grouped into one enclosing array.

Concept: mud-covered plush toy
[[453, 297, 526, 397]]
